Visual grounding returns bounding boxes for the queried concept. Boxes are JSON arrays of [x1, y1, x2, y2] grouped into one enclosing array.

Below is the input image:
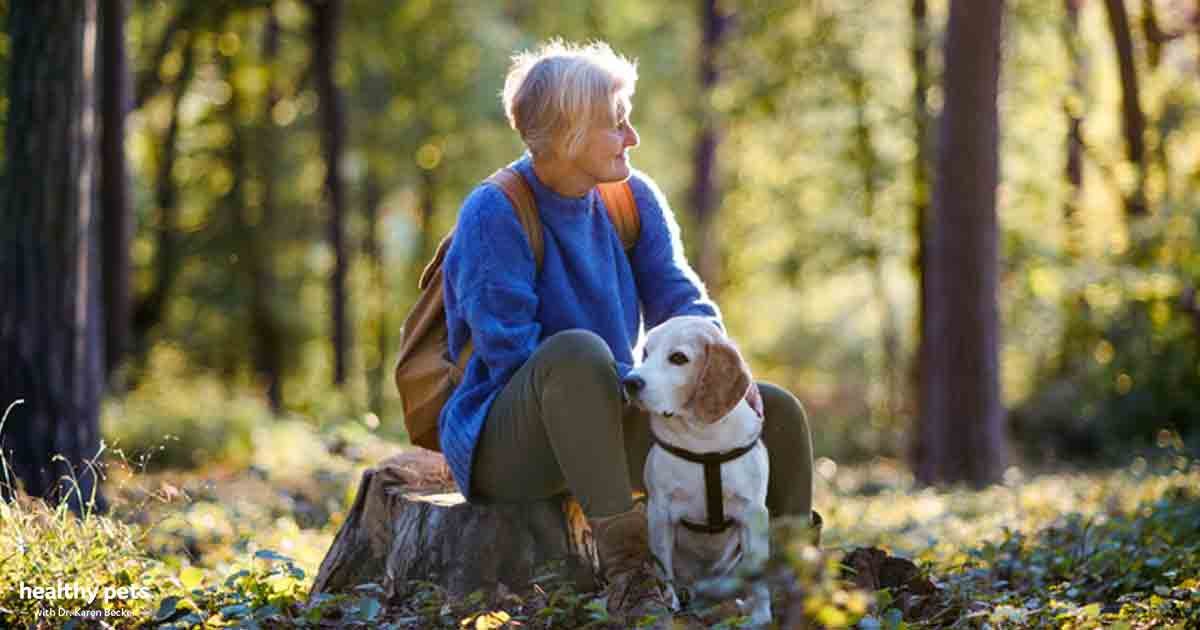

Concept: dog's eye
[[669, 351, 689, 365], [642, 347, 648, 361]]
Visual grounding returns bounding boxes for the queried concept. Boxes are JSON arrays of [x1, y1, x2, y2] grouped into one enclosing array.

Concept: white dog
[[623, 315, 771, 625]]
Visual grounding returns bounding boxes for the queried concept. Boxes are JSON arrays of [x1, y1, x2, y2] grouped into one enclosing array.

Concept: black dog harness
[[651, 431, 762, 534]]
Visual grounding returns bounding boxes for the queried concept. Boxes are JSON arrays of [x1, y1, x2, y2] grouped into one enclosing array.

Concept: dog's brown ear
[[688, 336, 752, 423]]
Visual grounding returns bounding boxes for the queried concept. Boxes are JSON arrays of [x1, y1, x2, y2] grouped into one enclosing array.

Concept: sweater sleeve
[[626, 171, 722, 330], [445, 184, 542, 387]]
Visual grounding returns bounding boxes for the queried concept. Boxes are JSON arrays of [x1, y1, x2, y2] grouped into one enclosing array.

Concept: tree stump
[[310, 449, 598, 601]]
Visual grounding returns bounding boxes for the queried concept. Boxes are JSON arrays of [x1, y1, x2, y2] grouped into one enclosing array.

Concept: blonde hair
[[502, 39, 638, 159]]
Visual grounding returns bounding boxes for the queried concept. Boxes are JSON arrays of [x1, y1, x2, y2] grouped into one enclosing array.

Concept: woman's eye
[[669, 352, 688, 365]]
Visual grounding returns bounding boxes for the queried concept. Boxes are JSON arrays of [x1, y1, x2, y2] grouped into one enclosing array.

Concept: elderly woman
[[439, 40, 817, 621]]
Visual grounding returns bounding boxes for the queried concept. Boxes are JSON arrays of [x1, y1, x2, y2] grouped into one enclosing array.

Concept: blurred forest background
[[3, 1, 1200, 627], [3, 0, 1200, 509]]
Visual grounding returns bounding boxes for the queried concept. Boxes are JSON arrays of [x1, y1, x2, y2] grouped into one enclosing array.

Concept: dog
[[622, 315, 771, 625]]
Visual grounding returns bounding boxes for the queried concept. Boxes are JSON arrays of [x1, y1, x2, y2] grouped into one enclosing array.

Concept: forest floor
[[2, 419, 1198, 628]]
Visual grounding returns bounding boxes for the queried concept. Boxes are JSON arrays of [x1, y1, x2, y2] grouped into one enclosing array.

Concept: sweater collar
[[513, 154, 595, 215]]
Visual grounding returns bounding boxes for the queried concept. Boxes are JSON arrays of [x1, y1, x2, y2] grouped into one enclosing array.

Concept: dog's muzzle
[[621, 374, 645, 397]]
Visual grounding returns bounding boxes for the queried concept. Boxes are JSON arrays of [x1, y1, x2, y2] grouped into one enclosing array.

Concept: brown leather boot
[[590, 509, 672, 625]]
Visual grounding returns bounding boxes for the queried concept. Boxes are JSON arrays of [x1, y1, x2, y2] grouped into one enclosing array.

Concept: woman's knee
[[538, 329, 613, 365], [534, 329, 618, 396], [758, 381, 814, 462], [758, 381, 809, 429], [758, 381, 815, 519]]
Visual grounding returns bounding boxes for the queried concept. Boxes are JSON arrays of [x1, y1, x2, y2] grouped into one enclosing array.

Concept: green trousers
[[472, 329, 815, 521]]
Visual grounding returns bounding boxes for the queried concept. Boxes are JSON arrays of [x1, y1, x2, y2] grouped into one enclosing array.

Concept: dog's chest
[[647, 445, 767, 579], [646, 443, 767, 525]]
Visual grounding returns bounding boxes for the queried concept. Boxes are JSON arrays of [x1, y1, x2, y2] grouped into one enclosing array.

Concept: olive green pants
[[472, 329, 815, 521]]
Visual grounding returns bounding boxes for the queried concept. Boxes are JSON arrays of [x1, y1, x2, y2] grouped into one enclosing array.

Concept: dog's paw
[[740, 586, 772, 627], [747, 605, 771, 627], [665, 583, 681, 611]]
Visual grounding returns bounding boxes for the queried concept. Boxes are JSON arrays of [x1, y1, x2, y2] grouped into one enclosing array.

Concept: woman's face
[[571, 105, 640, 184]]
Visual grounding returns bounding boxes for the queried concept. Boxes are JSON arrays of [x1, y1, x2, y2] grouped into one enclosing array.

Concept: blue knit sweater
[[439, 154, 720, 499]]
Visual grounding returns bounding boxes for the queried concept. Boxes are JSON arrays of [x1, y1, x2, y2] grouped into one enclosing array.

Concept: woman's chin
[[608, 161, 631, 181]]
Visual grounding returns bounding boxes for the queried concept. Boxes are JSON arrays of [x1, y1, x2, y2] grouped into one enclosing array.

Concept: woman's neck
[[531, 153, 594, 198]]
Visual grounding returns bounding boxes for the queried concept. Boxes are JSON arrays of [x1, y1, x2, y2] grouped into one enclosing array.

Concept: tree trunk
[[252, 7, 284, 413], [99, 0, 132, 385], [847, 67, 901, 427], [1140, 0, 1164, 69], [1102, 0, 1149, 219], [690, 0, 731, 295], [915, 0, 1007, 487], [910, 0, 933, 462], [1064, 0, 1086, 261], [310, 450, 598, 599], [221, 48, 252, 389], [1059, 0, 1092, 376], [416, 167, 438, 276], [133, 3, 199, 109], [133, 35, 195, 353], [0, 0, 107, 514], [364, 163, 385, 416], [310, 0, 351, 386]]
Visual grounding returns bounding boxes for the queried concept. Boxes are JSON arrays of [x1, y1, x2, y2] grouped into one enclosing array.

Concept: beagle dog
[[623, 315, 771, 625]]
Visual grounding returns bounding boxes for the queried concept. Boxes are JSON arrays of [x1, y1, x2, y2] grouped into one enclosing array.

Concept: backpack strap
[[485, 167, 544, 269], [487, 167, 641, 264], [598, 180, 640, 251]]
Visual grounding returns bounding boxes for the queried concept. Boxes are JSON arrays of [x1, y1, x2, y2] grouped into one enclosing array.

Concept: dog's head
[[625, 316, 753, 424]]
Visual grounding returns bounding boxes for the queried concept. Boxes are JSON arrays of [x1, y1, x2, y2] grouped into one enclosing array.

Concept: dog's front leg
[[646, 499, 680, 610], [738, 505, 772, 626]]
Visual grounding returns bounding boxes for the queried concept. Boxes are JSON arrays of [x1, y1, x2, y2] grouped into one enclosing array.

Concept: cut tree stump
[[310, 449, 599, 601]]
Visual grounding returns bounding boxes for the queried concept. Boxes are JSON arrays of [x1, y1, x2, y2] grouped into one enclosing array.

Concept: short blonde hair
[[502, 39, 638, 159]]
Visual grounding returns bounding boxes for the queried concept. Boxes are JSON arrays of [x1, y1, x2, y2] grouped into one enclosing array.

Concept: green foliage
[[2, 428, 1198, 627], [103, 346, 262, 470], [111, 0, 1200, 467], [936, 485, 1200, 628], [0, 494, 169, 625], [1013, 291, 1200, 464]]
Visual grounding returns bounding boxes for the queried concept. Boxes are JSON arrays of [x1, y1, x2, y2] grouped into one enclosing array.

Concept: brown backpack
[[394, 166, 641, 451]]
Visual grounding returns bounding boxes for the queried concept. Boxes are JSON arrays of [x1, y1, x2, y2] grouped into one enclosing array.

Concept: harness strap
[[651, 430, 761, 534]]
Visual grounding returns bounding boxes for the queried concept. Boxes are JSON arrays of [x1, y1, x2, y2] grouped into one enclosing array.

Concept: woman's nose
[[623, 124, 639, 148]]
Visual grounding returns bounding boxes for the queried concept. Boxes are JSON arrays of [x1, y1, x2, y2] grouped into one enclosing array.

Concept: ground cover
[[2, 420, 1197, 628]]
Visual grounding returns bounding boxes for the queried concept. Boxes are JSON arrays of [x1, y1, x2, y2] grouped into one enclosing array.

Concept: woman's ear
[[687, 337, 751, 424]]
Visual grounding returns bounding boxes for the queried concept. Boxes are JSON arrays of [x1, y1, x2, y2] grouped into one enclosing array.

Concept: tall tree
[[310, 0, 351, 386], [914, 0, 1008, 487], [1063, 0, 1086, 261], [910, 0, 934, 448], [132, 33, 196, 354], [846, 62, 902, 427], [363, 162, 385, 415], [0, 0, 107, 514], [1102, 0, 1149, 219], [250, 7, 285, 413], [1058, 0, 1095, 375], [691, 0, 732, 294], [99, 0, 132, 384]]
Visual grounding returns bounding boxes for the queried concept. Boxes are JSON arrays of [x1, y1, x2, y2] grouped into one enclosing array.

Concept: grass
[[1, 388, 1198, 628]]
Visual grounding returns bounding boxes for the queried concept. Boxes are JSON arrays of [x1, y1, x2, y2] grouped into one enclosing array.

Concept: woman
[[439, 40, 817, 622]]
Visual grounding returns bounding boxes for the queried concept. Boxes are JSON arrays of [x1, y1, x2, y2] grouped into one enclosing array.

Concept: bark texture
[[99, 0, 132, 381], [0, 0, 106, 513], [250, 8, 284, 413], [1102, 0, 1149, 218], [690, 0, 733, 294], [310, 0, 351, 385], [915, 0, 1008, 487], [910, 0, 932, 455], [311, 450, 598, 600]]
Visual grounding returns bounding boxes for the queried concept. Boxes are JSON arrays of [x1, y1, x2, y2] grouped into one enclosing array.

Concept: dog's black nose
[[622, 375, 645, 396]]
